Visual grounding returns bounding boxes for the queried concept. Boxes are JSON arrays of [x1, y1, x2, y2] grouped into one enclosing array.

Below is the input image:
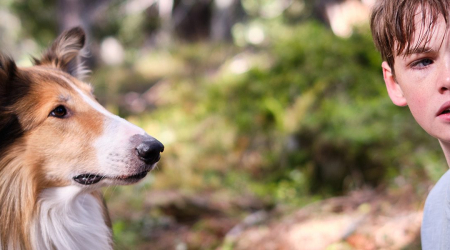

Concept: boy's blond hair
[[370, 0, 450, 75]]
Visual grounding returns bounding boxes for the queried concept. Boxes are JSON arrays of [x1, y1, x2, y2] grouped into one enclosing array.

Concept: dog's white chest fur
[[32, 186, 112, 250]]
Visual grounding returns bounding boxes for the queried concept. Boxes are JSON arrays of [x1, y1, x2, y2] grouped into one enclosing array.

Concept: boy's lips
[[437, 101, 450, 117]]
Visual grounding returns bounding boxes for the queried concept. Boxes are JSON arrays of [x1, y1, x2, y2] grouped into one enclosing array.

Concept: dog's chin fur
[[0, 27, 163, 249], [32, 187, 112, 250], [0, 144, 113, 250]]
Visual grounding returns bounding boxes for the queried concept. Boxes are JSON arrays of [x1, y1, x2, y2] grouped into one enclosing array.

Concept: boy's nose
[[439, 79, 450, 93], [437, 64, 450, 93]]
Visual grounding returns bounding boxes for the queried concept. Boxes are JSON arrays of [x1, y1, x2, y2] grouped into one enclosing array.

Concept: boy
[[371, 0, 450, 248]]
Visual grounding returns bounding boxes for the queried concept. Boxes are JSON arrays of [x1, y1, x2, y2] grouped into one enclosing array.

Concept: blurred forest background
[[1, 0, 446, 249]]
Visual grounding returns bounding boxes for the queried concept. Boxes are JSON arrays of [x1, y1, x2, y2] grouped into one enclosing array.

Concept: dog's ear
[[0, 54, 17, 80], [0, 54, 19, 98], [34, 27, 87, 79]]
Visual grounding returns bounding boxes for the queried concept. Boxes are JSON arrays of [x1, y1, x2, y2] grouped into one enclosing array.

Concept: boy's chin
[[422, 126, 450, 144]]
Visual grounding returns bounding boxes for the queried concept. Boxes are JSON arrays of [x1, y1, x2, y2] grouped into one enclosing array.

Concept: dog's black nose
[[136, 139, 164, 164]]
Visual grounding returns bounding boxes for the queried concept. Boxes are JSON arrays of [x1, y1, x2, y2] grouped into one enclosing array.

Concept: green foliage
[[9, 0, 58, 45], [196, 22, 446, 197]]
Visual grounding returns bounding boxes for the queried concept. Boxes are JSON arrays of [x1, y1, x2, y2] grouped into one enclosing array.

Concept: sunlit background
[[1, 0, 445, 249]]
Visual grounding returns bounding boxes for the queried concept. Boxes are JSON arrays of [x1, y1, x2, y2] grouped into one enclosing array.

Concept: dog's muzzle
[[73, 134, 164, 185]]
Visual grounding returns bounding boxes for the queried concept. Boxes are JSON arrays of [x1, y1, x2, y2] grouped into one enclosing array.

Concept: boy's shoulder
[[422, 170, 450, 249]]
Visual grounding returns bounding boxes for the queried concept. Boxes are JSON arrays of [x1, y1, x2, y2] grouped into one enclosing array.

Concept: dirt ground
[[226, 187, 423, 250], [113, 185, 425, 250]]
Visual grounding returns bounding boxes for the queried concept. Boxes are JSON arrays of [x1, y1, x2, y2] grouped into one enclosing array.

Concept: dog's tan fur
[[0, 28, 109, 250], [0, 27, 162, 250]]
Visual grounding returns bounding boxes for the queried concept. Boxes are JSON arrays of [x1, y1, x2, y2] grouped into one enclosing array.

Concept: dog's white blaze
[[33, 186, 112, 250], [58, 75, 146, 175], [57, 75, 121, 121]]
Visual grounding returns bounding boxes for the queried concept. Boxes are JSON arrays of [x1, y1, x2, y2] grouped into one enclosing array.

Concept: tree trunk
[[210, 0, 244, 42]]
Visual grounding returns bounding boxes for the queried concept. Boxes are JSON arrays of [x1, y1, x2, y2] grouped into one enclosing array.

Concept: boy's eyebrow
[[401, 46, 435, 56]]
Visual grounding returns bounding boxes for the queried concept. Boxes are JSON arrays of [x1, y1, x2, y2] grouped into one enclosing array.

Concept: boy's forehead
[[399, 10, 447, 56], [396, 5, 448, 57]]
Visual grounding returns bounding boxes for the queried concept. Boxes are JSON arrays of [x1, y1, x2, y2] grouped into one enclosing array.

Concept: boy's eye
[[49, 105, 68, 118], [412, 58, 433, 68]]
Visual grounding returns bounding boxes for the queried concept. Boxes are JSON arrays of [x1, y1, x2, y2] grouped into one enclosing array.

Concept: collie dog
[[0, 27, 164, 249]]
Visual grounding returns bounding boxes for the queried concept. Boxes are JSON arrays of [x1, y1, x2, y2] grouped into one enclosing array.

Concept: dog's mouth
[[73, 170, 150, 185]]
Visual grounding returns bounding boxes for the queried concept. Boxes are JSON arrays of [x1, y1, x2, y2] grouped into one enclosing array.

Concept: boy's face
[[382, 13, 450, 143]]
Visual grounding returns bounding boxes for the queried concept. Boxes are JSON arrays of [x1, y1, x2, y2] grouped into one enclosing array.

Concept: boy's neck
[[439, 140, 450, 167]]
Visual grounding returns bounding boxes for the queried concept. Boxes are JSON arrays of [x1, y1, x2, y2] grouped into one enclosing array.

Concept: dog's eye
[[50, 105, 68, 118]]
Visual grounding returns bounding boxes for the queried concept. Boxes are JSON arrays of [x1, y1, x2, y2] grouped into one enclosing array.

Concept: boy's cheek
[[407, 97, 434, 134]]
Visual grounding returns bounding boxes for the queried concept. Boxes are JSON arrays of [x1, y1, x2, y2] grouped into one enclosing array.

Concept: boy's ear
[[382, 61, 407, 106], [33, 27, 87, 79]]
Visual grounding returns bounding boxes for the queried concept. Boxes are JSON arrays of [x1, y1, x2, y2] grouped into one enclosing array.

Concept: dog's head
[[0, 27, 163, 189]]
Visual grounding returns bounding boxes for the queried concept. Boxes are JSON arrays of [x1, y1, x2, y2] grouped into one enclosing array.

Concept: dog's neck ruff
[[32, 186, 112, 250]]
